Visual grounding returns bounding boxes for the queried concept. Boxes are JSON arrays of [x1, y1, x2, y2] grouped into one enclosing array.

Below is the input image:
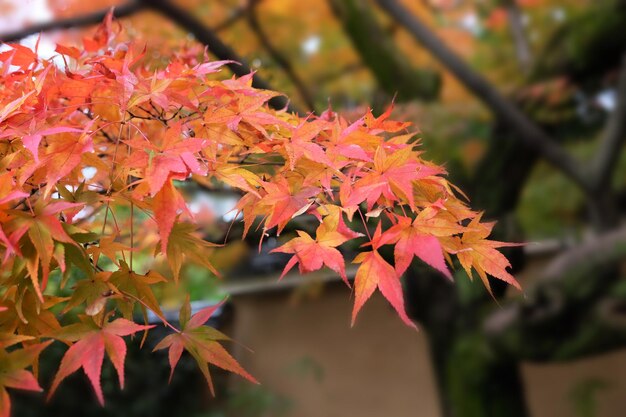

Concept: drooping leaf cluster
[[0, 13, 519, 414]]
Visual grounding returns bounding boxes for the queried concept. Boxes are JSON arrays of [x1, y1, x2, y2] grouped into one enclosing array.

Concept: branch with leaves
[[0, 0, 297, 113], [0, 1, 144, 43], [0, 14, 521, 413]]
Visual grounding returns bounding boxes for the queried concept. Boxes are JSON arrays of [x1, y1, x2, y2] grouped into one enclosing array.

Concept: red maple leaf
[[0, 342, 51, 417], [352, 223, 416, 329], [383, 215, 452, 279], [272, 204, 361, 284], [126, 122, 206, 197], [152, 178, 189, 253], [258, 177, 319, 234], [343, 146, 443, 211], [49, 318, 154, 405]]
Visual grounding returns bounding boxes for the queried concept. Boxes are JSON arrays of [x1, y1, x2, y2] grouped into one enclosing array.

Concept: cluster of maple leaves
[[0, 12, 519, 416]]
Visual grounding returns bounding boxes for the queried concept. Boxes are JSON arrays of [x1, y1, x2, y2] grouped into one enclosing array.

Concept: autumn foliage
[[0, 13, 519, 415]]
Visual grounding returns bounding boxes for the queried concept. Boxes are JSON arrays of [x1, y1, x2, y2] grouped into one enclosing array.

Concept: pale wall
[[230, 285, 626, 417]]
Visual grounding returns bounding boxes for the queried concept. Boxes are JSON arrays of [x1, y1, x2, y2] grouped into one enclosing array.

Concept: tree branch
[[144, 0, 297, 113], [246, 0, 316, 112], [0, 1, 144, 43], [484, 226, 626, 361], [0, 0, 300, 114], [329, 0, 440, 102], [213, 4, 249, 33], [375, 0, 592, 193], [592, 54, 626, 191]]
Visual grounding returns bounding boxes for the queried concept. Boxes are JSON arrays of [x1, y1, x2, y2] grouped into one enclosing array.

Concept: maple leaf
[[343, 146, 443, 211], [258, 177, 320, 234], [283, 119, 333, 170], [153, 299, 257, 394], [210, 162, 263, 197], [109, 261, 167, 320], [411, 204, 471, 237], [323, 117, 372, 166], [314, 204, 363, 243], [351, 222, 416, 328], [127, 71, 173, 110], [82, 8, 115, 52], [271, 205, 360, 285], [62, 271, 114, 316], [164, 222, 220, 282], [153, 179, 189, 253], [446, 215, 522, 296], [364, 104, 411, 132], [33, 122, 96, 199], [352, 249, 416, 329], [49, 318, 154, 406], [11, 201, 83, 301], [271, 230, 348, 283], [0, 92, 35, 124], [1, 292, 64, 339], [383, 215, 452, 279], [126, 123, 207, 197], [87, 234, 132, 266], [20, 126, 84, 165], [0, 342, 51, 417]]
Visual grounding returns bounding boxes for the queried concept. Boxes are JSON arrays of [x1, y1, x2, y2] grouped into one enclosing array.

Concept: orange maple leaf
[[446, 215, 522, 296], [153, 299, 257, 395], [0, 342, 51, 417], [259, 177, 319, 234]]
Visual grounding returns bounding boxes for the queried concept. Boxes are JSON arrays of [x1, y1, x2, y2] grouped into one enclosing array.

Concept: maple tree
[[0, 0, 625, 416], [0, 10, 524, 416]]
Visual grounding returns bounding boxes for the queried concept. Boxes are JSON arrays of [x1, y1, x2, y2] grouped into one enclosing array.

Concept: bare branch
[[592, 54, 626, 191], [213, 4, 249, 33], [375, 0, 592, 193], [246, 0, 316, 112], [0, 1, 144, 43], [541, 227, 626, 282]]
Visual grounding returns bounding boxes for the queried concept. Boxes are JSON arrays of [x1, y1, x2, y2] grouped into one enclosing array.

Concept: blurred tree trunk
[[328, 0, 440, 102], [429, 333, 529, 417]]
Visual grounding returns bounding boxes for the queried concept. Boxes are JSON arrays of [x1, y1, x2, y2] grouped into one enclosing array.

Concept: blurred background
[[2, 0, 626, 416]]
